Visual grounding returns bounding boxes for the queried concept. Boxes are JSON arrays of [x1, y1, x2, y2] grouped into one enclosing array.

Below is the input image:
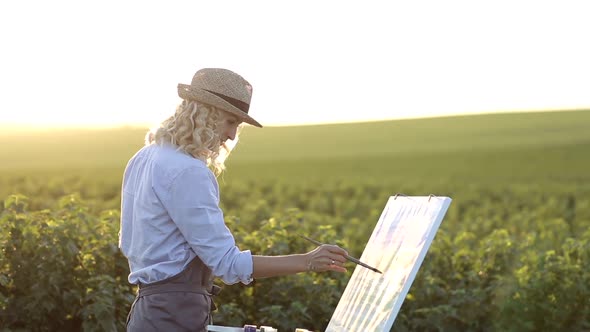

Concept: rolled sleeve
[[158, 166, 253, 285]]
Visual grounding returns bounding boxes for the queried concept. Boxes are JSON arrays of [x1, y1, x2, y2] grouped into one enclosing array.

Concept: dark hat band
[[203, 89, 250, 114]]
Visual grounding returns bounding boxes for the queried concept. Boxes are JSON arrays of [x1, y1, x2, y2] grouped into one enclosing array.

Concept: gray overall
[[126, 257, 222, 332]]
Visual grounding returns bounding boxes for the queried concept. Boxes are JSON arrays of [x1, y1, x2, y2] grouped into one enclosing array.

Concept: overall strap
[[138, 283, 211, 297]]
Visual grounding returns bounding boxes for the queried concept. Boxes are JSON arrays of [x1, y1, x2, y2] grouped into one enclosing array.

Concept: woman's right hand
[[305, 244, 348, 273]]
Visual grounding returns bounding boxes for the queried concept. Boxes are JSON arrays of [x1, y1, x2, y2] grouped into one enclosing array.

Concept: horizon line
[[1, 108, 588, 132]]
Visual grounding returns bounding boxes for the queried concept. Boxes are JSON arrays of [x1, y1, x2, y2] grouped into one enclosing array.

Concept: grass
[[1, 109, 588, 187]]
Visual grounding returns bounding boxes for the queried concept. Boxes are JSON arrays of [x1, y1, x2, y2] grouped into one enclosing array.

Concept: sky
[[1, 0, 589, 129]]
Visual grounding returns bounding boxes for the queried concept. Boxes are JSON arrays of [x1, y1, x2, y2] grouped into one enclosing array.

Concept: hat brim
[[178, 84, 262, 128]]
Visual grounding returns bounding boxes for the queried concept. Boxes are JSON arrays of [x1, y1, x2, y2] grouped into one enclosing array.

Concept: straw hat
[[178, 68, 262, 128]]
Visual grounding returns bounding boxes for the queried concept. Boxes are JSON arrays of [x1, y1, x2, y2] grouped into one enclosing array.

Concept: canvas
[[326, 195, 452, 332]]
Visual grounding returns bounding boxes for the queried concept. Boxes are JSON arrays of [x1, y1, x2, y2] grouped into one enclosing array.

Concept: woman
[[119, 68, 348, 331]]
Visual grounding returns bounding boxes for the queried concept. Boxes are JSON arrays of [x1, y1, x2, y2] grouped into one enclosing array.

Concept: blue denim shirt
[[119, 142, 253, 285]]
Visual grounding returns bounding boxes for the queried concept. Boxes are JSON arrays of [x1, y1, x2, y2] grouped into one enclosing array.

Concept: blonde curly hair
[[145, 99, 240, 176]]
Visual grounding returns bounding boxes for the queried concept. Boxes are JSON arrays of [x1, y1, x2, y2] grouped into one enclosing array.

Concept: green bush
[[1, 185, 589, 331], [0, 194, 133, 332]]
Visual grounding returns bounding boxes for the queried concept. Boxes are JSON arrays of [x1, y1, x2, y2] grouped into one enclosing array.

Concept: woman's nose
[[227, 126, 237, 141]]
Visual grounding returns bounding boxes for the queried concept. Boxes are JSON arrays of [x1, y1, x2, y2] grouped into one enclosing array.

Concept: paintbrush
[[299, 234, 382, 274]]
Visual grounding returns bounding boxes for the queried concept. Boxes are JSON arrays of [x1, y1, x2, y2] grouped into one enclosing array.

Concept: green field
[[2, 109, 588, 177], [1, 109, 589, 331]]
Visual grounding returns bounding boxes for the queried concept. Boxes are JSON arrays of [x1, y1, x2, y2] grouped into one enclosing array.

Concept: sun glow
[[0, 0, 588, 129]]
